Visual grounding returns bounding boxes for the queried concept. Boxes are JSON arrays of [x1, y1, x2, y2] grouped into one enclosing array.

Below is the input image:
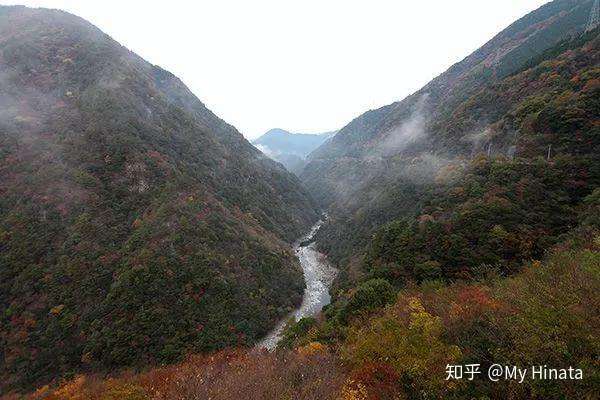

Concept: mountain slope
[[302, 0, 595, 205], [0, 6, 318, 391], [300, 0, 599, 274], [253, 128, 335, 173], [25, 235, 600, 399]]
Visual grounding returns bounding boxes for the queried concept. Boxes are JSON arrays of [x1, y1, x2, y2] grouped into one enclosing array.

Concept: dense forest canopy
[[0, 5, 319, 392], [301, 0, 599, 280]]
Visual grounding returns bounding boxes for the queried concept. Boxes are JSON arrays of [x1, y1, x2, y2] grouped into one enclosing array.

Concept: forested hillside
[[21, 233, 599, 399], [280, 1, 598, 396], [0, 6, 319, 392], [302, 0, 599, 279], [3, 1, 600, 399], [303, 0, 595, 202]]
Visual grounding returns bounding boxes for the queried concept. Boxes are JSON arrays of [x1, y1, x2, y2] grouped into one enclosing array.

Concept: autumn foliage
[[9, 348, 344, 400]]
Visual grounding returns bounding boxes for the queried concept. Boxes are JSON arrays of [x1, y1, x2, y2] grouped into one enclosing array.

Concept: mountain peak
[[253, 129, 336, 173]]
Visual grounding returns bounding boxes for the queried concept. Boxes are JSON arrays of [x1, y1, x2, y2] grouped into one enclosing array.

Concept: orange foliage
[[18, 348, 345, 400], [348, 362, 403, 400], [582, 78, 600, 92]]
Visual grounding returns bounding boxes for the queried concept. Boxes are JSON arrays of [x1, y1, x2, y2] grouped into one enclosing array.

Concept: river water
[[258, 219, 337, 350]]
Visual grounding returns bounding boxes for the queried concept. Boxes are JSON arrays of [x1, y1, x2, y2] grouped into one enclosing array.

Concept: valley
[[1, 0, 599, 399], [259, 218, 336, 350]]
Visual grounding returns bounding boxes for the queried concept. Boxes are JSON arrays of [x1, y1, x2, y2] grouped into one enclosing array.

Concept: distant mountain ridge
[[253, 128, 335, 173]]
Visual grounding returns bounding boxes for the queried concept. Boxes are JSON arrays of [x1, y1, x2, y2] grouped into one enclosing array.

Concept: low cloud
[[255, 144, 280, 159], [373, 93, 430, 157]]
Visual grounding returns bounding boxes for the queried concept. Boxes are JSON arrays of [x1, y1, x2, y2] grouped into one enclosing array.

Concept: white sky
[[2, 0, 549, 139]]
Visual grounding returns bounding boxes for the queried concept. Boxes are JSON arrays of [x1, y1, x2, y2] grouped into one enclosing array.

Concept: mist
[[373, 93, 430, 158]]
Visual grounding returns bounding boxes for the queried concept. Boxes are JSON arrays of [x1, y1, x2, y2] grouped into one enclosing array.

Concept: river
[[258, 218, 337, 350]]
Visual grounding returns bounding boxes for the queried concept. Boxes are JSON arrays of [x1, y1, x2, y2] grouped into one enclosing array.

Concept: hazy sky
[[3, 0, 549, 139]]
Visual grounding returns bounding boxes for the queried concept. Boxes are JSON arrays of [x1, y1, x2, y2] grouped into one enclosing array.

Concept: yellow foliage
[[31, 385, 51, 398], [297, 341, 326, 356], [51, 375, 87, 400], [338, 379, 368, 400], [101, 383, 147, 400], [50, 304, 65, 315], [342, 297, 461, 396]]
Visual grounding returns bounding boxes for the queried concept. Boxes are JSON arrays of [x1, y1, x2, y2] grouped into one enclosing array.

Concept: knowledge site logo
[[446, 364, 584, 384]]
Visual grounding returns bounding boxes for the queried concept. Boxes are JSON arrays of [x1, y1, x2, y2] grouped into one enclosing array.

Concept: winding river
[[258, 219, 337, 350]]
